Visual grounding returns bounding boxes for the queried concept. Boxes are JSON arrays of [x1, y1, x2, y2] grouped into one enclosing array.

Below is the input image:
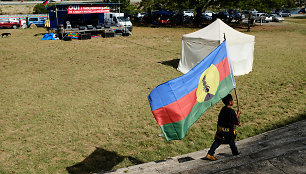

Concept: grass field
[[0, 17, 305, 173]]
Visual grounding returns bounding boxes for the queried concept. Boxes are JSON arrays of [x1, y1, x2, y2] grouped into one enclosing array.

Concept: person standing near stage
[[205, 94, 241, 161], [45, 19, 50, 32]]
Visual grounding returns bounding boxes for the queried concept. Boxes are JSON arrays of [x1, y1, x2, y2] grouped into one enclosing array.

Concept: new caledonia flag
[[148, 41, 236, 141]]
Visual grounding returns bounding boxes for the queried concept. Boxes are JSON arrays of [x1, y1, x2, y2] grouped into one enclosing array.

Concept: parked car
[[265, 14, 273, 23], [133, 12, 147, 22], [8, 18, 19, 23], [275, 9, 282, 15], [280, 10, 291, 17], [251, 13, 266, 22], [203, 11, 213, 17], [212, 11, 231, 22], [137, 12, 147, 18], [183, 10, 194, 17], [0, 19, 21, 29], [249, 9, 258, 15], [231, 11, 245, 22], [104, 13, 133, 32], [8, 18, 26, 26], [27, 17, 47, 27], [271, 14, 284, 22], [299, 8, 306, 14], [201, 13, 212, 21]]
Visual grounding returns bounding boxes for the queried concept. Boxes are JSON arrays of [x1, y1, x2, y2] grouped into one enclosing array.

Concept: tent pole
[[56, 5, 58, 27]]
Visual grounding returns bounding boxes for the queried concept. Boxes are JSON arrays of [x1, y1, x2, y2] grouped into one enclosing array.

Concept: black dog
[[1, 33, 11, 37]]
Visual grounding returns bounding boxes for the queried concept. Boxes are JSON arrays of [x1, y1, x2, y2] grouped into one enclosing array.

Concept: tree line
[[123, 0, 297, 14], [14, 0, 300, 15]]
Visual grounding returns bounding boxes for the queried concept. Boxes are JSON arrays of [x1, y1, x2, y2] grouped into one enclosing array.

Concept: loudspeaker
[[87, 25, 94, 30], [79, 26, 86, 30], [63, 36, 72, 41], [102, 32, 114, 38], [78, 33, 91, 40]]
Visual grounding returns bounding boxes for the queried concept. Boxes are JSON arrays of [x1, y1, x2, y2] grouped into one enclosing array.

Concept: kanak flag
[[148, 41, 236, 141]]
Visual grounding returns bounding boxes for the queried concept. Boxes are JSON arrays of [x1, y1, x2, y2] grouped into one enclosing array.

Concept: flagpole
[[223, 33, 239, 111], [234, 88, 239, 111]]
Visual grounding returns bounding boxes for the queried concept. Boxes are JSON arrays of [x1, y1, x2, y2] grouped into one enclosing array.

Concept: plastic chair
[[66, 21, 72, 30]]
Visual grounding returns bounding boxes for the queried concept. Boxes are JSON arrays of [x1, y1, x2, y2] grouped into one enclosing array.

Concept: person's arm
[[230, 109, 240, 126], [237, 110, 241, 118]]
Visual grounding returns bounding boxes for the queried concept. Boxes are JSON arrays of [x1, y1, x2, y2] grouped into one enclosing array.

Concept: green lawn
[[0, 18, 305, 173]]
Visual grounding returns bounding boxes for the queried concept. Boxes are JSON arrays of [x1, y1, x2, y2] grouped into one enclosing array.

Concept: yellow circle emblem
[[196, 64, 220, 103]]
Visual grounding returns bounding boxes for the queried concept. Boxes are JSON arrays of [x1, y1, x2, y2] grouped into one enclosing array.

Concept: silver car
[[280, 11, 291, 17], [272, 14, 284, 22]]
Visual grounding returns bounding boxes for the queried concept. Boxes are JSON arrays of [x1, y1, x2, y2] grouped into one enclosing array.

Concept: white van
[[183, 11, 194, 17], [104, 13, 133, 32]]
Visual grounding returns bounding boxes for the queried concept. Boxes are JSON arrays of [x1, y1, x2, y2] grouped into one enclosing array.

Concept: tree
[[140, 0, 296, 13], [33, 3, 48, 14], [236, 0, 296, 12], [108, 0, 138, 15]]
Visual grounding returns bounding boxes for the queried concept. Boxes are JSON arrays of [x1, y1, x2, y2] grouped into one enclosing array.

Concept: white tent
[[178, 19, 255, 76]]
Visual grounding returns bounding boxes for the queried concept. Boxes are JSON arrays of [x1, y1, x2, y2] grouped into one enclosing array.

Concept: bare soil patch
[[0, 4, 35, 15]]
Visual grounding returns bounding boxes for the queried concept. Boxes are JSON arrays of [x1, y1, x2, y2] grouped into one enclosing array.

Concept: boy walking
[[206, 94, 241, 161]]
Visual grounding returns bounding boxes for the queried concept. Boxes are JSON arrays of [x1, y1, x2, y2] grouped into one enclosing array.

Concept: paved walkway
[[103, 119, 306, 174]]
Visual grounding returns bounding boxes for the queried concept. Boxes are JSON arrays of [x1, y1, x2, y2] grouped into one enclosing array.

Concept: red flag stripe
[[153, 89, 197, 126], [215, 57, 231, 82]]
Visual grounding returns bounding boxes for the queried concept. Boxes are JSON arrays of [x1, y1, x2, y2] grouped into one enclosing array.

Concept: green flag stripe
[[160, 74, 235, 141]]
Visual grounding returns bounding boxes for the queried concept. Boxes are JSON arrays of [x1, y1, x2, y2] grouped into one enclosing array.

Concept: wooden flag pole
[[224, 33, 239, 111], [234, 88, 239, 111]]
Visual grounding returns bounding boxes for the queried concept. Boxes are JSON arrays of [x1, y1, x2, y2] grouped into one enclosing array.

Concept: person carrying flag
[[205, 94, 241, 161], [148, 41, 238, 141]]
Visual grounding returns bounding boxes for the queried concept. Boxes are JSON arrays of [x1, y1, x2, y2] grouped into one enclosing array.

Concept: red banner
[[68, 5, 110, 14]]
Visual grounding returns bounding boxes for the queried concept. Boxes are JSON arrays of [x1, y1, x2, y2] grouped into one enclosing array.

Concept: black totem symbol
[[202, 75, 210, 93]]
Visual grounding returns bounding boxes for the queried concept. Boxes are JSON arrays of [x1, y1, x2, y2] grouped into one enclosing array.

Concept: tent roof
[[183, 19, 254, 43]]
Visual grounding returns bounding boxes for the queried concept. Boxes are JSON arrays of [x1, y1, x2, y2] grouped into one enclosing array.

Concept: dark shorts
[[214, 130, 236, 144]]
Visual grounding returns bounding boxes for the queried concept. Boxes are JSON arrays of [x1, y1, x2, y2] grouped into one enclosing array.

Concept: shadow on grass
[[243, 112, 306, 138], [267, 112, 306, 131], [66, 147, 143, 174], [158, 59, 180, 69], [33, 33, 47, 37]]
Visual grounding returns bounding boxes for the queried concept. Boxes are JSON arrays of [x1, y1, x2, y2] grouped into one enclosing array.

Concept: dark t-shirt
[[217, 106, 239, 132]]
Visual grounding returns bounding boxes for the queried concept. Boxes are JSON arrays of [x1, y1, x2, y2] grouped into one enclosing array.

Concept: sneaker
[[233, 153, 240, 156], [233, 152, 240, 156], [205, 154, 217, 161]]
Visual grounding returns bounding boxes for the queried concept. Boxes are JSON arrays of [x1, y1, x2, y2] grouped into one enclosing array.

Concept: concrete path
[[103, 119, 306, 174]]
